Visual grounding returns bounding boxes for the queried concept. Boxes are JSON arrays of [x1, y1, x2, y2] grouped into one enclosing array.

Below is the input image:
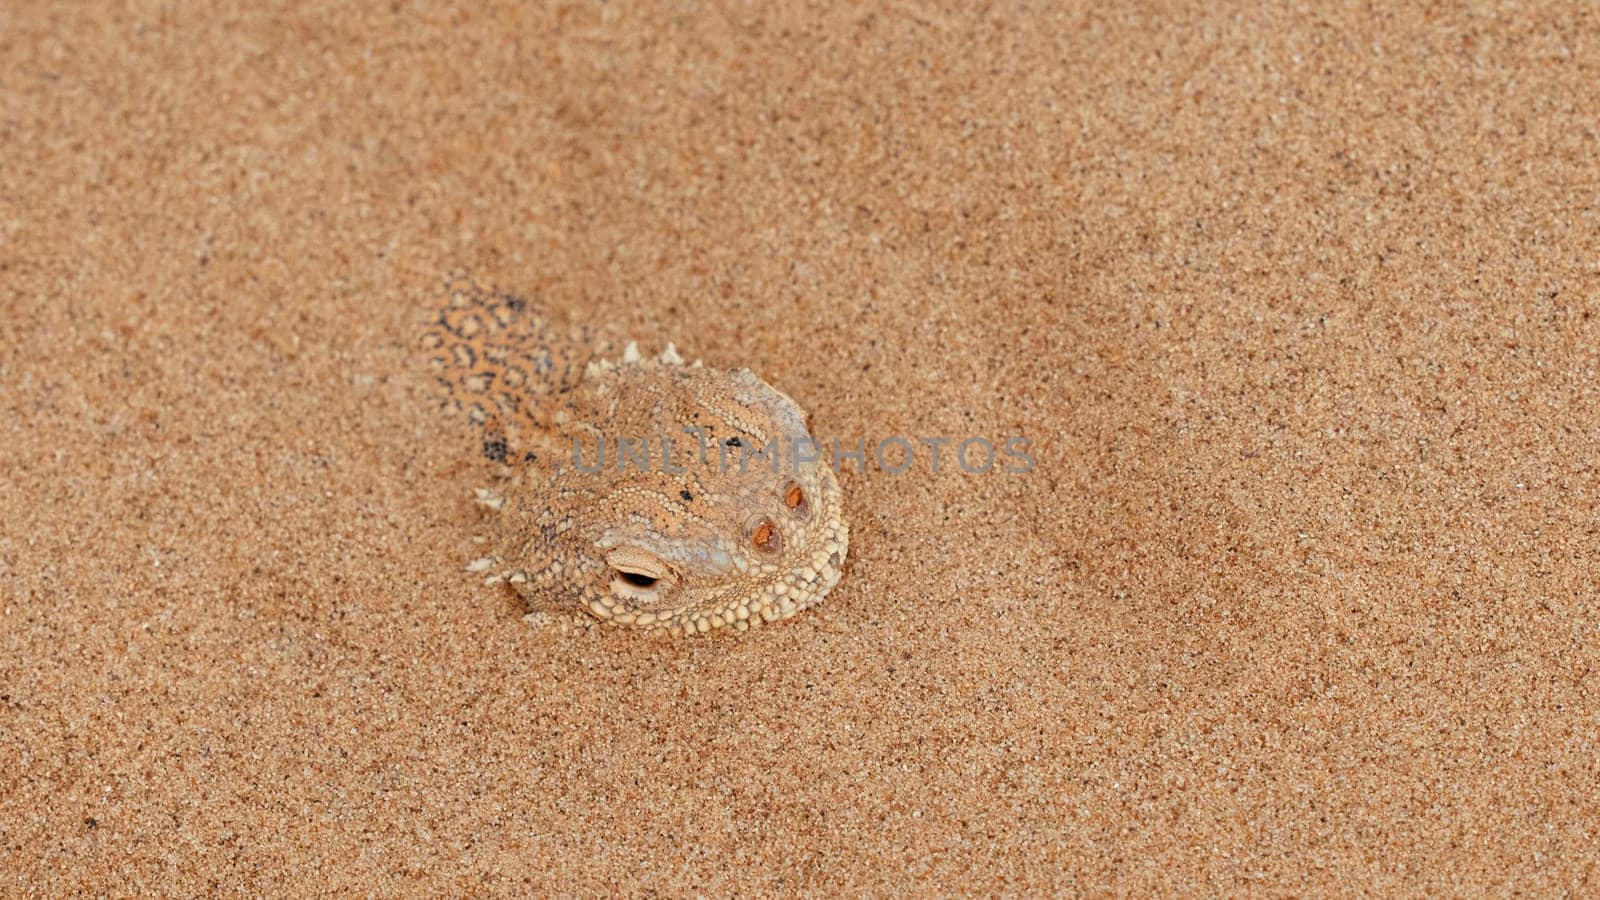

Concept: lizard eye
[[782, 481, 808, 519], [617, 571, 659, 588], [606, 548, 671, 602]]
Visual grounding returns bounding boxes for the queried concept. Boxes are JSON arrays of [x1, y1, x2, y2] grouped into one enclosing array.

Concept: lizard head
[[504, 355, 849, 635]]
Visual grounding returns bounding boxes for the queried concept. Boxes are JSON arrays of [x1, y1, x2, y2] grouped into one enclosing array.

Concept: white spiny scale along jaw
[[495, 355, 850, 637]]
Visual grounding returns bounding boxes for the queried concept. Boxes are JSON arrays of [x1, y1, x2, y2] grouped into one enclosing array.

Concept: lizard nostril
[[747, 517, 782, 555], [782, 481, 808, 519]]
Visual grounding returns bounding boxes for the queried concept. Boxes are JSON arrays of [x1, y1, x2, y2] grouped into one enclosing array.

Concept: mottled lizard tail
[[419, 274, 605, 463]]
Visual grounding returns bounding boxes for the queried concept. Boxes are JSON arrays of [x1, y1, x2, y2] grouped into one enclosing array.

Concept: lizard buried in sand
[[420, 275, 848, 636]]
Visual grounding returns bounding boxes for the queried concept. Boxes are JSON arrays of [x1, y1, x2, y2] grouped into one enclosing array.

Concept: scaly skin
[[421, 275, 848, 636]]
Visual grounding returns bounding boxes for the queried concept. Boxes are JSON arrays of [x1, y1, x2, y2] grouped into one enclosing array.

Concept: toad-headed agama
[[420, 275, 848, 636]]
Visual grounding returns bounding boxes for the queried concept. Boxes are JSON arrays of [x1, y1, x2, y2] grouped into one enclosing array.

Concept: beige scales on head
[[420, 275, 848, 636]]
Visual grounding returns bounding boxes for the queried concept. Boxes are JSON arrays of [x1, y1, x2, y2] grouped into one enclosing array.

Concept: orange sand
[[3, 3, 1597, 893]]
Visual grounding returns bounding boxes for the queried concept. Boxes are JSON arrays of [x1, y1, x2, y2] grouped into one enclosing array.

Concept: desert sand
[[3, 2, 1597, 894]]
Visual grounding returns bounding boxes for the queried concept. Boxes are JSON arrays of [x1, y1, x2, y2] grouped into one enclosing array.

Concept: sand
[[3, 2, 1598, 894]]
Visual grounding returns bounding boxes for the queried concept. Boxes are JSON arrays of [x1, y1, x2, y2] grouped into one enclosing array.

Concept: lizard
[[419, 274, 849, 636]]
